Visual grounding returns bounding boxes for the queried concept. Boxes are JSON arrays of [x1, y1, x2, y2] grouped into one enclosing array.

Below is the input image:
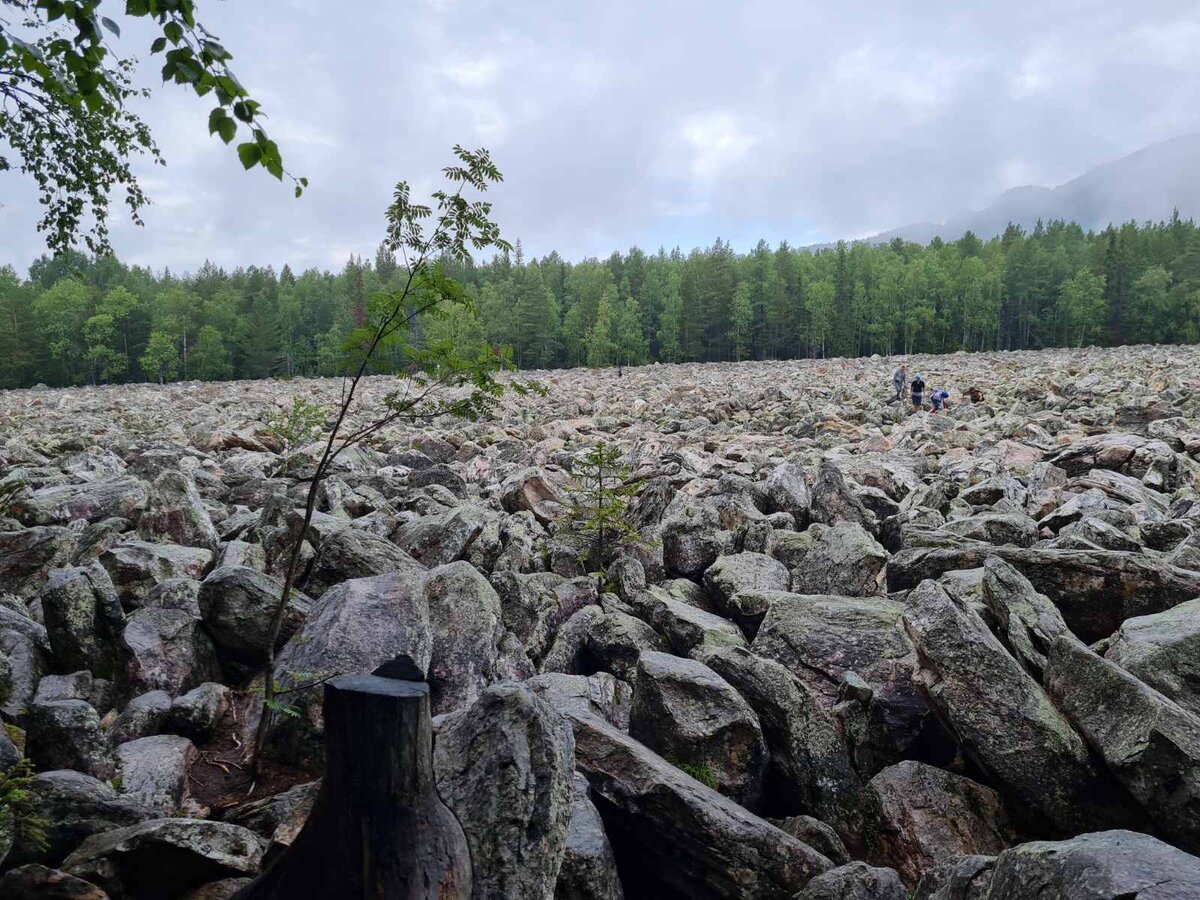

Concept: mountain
[[863, 134, 1200, 246]]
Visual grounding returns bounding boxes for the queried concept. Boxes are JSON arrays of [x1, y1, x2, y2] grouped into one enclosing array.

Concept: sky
[[2, 0, 1200, 274]]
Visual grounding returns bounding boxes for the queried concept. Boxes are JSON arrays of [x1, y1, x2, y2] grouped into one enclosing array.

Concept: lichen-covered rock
[[197, 566, 310, 668], [794, 862, 908, 900], [137, 471, 219, 551], [629, 650, 767, 808], [434, 682, 575, 900], [788, 523, 888, 597], [40, 565, 127, 680], [114, 734, 197, 816], [62, 818, 264, 899], [1105, 596, 1200, 717], [424, 560, 503, 715], [100, 541, 212, 607], [554, 773, 624, 900]]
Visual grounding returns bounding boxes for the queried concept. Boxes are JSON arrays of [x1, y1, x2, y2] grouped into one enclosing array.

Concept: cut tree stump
[[233, 673, 471, 899]]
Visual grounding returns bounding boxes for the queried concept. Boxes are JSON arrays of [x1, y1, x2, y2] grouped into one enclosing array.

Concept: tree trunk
[[234, 674, 471, 900]]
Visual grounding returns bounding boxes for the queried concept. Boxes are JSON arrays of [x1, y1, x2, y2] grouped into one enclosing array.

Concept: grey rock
[[912, 856, 994, 900], [1044, 635, 1200, 854], [1106, 597, 1200, 717], [753, 593, 927, 767], [795, 862, 908, 900], [584, 611, 664, 683], [554, 773, 624, 900], [703, 552, 790, 624], [867, 760, 1013, 887], [0, 864, 111, 899], [270, 569, 431, 767], [395, 503, 487, 567], [197, 566, 310, 667], [434, 682, 575, 900], [12, 477, 148, 527], [902, 579, 1139, 834], [662, 504, 728, 579], [19, 770, 150, 867], [109, 691, 172, 744], [632, 584, 746, 657], [985, 830, 1200, 899], [701, 645, 866, 850], [547, 699, 832, 900], [41, 565, 127, 680], [0, 627, 47, 720], [166, 682, 232, 742], [789, 523, 888, 597], [764, 461, 811, 526], [27, 699, 113, 779], [424, 561, 503, 715], [99, 541, 212, 608], [629, 650, 767, 808], [137, 471, 219, 551], [302, 526, 425, 598], [62, 818, 264, 900], [114, 734, 197, 816], [122, 607, 221, 695], [978, 557, 1069, 677], [0, 526, 76, 599]]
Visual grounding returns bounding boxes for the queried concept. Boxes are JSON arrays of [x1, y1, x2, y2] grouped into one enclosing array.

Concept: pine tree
[[558, 441, 645, 585], [730, 281, 752, 361], [586, 289, 616, 367]]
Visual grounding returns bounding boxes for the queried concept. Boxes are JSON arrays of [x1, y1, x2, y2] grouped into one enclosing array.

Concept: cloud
[[1, 0, 1199, 273]]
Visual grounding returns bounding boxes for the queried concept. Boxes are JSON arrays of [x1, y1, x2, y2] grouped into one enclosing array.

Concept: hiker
[[930, 388, 951, 413], [889, 364, 907, 403], [967, 386, 985, 403], [910, 374, 926, 412]]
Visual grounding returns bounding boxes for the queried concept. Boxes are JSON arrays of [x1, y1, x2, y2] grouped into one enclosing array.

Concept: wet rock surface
[[3, 349, 1200, 896]]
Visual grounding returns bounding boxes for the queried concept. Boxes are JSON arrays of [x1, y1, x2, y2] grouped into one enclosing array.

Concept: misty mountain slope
[[869, 134, 1200, 245]]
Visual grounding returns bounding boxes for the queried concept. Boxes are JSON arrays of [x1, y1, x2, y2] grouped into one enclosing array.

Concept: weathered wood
[[234, 673, 471, 899]]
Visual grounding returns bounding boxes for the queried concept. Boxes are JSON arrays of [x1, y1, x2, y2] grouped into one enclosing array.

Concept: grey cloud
[[2, 0, 1198, 272]]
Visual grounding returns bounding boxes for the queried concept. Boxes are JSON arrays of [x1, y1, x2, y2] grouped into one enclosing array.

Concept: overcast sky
[[3, 0, 1199, 274]]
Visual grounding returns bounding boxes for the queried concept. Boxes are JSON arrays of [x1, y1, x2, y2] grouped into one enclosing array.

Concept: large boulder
[[113, 734, 197, 817], [0, 526, 76, 599], [269, 569, 431, 767], [810, 463, 876, 532], [752, 593, 927, 766], [26, 699, 113, 779], [100, 542, 212, 608], [628, 651, 767, 809], [62, 819, 264, 900], [902, 579, 1139, 834], [795, 862, 908, 900], [1105, 597, 1200, 717], [41, 565, 127, 680], [0, 627, 47, 720], [788, 523, 888, 597], [763, 461, 811, 525], [137, 471, 219, 551], [984, 830, 1200, 899], [700, 645, 866, 850], [1044, 635, 1200, 854], [554, 773, 624, 900], [491, 572, 596, 666], [500, 467, 566, 525], [12, 477, 148, 527], [584, 610, 664, 683], [18, 770, 150, 867], [867, 761, 1012, 887], [434, 682, 575, 900], [301, 526, 425, 599], [662, 504, 727, 579], [978, 557, 1069, 677], [889, 542, 1200, 643], [547, 701, 832, 899], [632, 585, 746, 657], [122, 607, 221, 695], [424, 561, 503, 715], [197, 567, 311, 668], [395, 504, 488, 567], [703, 553, 790, 624]]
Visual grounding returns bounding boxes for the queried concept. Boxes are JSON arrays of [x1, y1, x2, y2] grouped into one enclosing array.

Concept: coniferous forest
[[3, 213, 1200, 389]]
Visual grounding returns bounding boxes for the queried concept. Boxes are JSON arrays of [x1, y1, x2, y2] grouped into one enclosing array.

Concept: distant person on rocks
[[967, 386, 985, 403], [910, 374, 926, 412], [889, 364, 907, 403], [930, 388, 951, 413]]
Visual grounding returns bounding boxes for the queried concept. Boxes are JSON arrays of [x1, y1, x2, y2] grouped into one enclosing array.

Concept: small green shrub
[[263, 396, 326, 452], [666, 755, 718, 790]]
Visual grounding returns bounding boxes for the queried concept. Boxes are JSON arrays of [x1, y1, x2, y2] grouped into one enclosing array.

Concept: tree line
[[2, 212, 1200, 389]]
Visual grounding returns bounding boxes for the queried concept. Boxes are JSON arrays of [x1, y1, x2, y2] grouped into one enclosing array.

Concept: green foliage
[[0, 0, 302, 256], [6, 214, 1200, 390], [140, 330, 179, 383], [0, 759, 49, 859], [666, 756, 718, 790], [557, 441, 646, 576], [263, 396, 325, 454]]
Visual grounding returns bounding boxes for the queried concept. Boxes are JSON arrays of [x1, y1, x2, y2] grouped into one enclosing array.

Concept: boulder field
[[2, 346, 1200, 897]]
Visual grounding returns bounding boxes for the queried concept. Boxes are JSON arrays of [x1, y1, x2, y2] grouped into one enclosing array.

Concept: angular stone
[[115, 734, 197, 816], [424, 560, 503, 715], [123, 607, 221, 695], [302, 526, 425, 599], [1105, 597, 1200, 718], [138, 471, 219, 551], [434, 683, 575, 900], [41, 565, 127, 680], [795, 862, 908, 900], [789, 523, 888, 597], [197, 567, 311, 667], [629, 650, 767, 809]]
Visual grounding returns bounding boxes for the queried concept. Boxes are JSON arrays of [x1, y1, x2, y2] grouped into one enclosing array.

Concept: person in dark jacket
[[889, 365, 907, 403], [910, 374, 926, 412]]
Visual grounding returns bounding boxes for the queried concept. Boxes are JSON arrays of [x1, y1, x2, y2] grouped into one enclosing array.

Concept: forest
[[2, 212, 1199, 390]]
